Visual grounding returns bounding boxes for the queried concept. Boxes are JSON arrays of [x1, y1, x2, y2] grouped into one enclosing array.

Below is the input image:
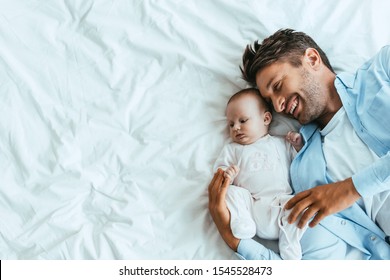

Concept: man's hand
[[208, 169, 240, 251], [284, 178, 361, 228]]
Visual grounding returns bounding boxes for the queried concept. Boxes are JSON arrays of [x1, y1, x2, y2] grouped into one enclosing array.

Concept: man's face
[[255, 61, 324, 125]]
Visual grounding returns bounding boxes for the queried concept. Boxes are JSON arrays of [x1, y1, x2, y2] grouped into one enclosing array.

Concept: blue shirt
[[237, 45, 390, 260]]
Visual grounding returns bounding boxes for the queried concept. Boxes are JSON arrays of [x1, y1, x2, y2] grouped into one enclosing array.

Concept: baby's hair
[[227, 88, 271, 113]]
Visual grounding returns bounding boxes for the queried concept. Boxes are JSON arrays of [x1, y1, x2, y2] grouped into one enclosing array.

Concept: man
[[209, 29, 390, 259]]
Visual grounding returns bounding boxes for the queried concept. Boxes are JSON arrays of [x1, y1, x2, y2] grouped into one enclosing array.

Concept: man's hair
[[240, 29, 334, 86], [227, 88, 271, 113]]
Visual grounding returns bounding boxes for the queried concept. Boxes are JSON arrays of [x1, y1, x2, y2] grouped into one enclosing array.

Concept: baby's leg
[[252, 198, 280, 239], [278, 196, 307, 260], [226, 185, 256, 239]]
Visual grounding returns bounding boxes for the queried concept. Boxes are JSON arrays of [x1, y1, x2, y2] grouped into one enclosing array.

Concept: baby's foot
[[231, 218, 256, 239]]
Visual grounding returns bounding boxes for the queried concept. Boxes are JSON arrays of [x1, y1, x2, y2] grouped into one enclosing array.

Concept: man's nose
[[273, 96, 286, 113]]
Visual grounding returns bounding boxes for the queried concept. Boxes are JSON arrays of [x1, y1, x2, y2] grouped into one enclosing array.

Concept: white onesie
[[214, 134, 307, 260]]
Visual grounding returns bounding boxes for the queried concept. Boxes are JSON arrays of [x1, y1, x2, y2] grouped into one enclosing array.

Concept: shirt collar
[[300, 122, 319, 143], [335, 72, 356, 89]]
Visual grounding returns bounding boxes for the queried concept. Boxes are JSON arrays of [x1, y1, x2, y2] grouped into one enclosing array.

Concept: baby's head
[[226, 88, 272, 145]]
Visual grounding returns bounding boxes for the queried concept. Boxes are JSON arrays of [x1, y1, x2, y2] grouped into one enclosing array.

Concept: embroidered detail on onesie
[[248, 152, 274, 171]]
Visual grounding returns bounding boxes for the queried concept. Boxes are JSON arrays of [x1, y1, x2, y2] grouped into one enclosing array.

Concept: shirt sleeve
[[236, 239, 282, 260], [379, 45, 390, 78], [342, 45, 390, 198], [213, 143, 236, 173], [352, 151, 390, 197]]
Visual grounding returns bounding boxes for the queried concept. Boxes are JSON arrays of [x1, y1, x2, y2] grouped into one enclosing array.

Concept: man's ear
[[304, 48, 321, 70], [264, 111, 272, 126]]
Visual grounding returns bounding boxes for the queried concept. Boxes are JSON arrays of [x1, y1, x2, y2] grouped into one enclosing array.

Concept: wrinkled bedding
[[1, 0, 390, 259]]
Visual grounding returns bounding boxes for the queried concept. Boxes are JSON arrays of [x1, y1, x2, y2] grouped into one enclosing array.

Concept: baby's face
[[226, 95, 269, 145]]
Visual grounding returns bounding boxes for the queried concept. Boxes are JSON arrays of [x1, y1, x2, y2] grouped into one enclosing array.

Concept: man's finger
[[288, 198, 312, 224], [211, 169, 224, 190], [308, 211, 325, 228], [208, 170, 220, 192], [208, 169, 224, 203], [285, 190, 310, 210], [297, 206, 318, 228], [217, 175, 230, 204]]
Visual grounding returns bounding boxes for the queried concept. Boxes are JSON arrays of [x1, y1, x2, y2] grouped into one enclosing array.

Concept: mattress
[[1, 0, 390, 259]]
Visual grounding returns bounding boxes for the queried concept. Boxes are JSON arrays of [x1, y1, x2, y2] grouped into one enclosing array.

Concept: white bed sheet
[[1, 0, 390, 260]]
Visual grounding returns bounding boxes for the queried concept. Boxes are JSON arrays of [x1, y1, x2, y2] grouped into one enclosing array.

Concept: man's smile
[[286, 95, 299, 118]]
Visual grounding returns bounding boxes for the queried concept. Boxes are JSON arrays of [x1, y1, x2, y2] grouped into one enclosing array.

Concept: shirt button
[[370, 236, 377, 241], [341, 220, 346, 225]]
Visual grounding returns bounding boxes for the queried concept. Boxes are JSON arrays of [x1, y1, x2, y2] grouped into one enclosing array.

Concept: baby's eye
[[229, 122, 234, 128], [240, 119, 248, 124]]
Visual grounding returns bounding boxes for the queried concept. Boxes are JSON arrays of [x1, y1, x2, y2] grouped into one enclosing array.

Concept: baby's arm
[[286, 131, 303, 152], [224, 165, 240, 181]]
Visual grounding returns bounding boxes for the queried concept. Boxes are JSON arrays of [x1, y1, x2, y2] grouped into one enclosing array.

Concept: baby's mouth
[[236, 133, 246, 140]]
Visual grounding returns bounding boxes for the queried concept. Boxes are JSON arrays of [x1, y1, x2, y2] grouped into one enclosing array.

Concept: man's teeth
[[289, 100, 298, 114]]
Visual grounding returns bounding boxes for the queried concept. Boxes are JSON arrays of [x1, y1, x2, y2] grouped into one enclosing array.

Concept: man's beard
[[298, 68, 322, 125]]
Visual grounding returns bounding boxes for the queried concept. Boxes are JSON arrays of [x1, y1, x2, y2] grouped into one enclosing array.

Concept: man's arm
[[208, 168, 240, 251], [286, 151, 390, 228], [208, 169, 282, 260]]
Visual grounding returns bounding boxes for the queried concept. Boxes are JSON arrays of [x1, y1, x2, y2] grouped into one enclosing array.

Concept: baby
[[213, 88, 305, 260]]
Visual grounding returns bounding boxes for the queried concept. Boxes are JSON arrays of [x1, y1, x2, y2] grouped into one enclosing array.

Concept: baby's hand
[[286, 131, 303, 152], [224, 165, 240, 181]]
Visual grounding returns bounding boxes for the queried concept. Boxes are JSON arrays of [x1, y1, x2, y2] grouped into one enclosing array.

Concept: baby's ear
[[263, 111, 272, 125]]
